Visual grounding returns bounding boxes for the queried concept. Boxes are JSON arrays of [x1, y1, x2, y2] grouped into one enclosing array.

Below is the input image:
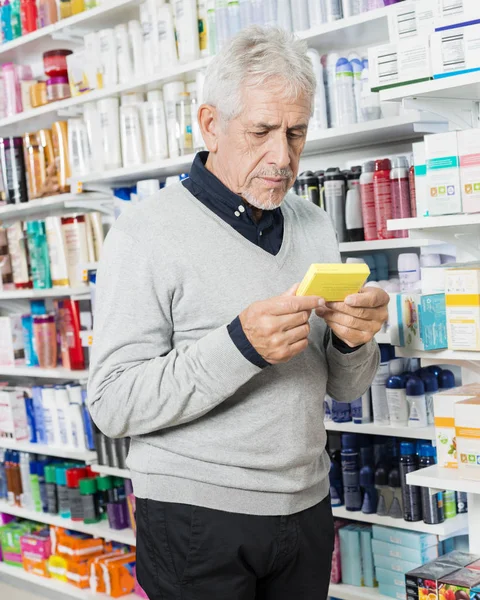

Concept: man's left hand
[[315, 286, 389, 348]]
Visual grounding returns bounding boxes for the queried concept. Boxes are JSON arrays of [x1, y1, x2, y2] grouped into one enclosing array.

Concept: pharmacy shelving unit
[[0, 366, 89, 380], [90, 464, 129, 479], [0, 438, 96, 462], [325, 420, 434, 440], [0, 286, 90, 301]]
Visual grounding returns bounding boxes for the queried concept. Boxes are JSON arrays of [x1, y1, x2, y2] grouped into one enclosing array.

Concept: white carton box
[[388, 0, 437, 41], [455, 397, 480, 480], [368, 36, 432, 92], [0, 387, 29, 442], [413, 141, 428, 217], [458, 128, 480, 213], [434, 383, 480, 468], [446, 266, 480, 351], [431, 21, 480, 79], [425, 131, 462, 216], [435, 0, 479, 29], [0, 316, 24, 366]]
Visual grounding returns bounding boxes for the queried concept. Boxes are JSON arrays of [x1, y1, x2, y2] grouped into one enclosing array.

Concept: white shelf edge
[[388, 213, 480, 232], [332, 505, 468, 536], [395, 348, 480, 363], [339, 238, 440, 253], [406, 465, 480, 495], [0, 438, 97, 461], [0, 562, 139, 600], [90, 464, 130, 478], [0, 501, 136, 546], [325, 420, 435, 440], [0, 366, 89, 380], [0, 286, 89, 300], [328, 583, 389, 600], [379, 70, 480, 102]]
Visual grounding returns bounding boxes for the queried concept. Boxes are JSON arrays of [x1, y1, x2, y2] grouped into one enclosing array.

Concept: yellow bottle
[[52, 121, 71, 193], [71, 0, 85, 15], [23, 133, 44, 200], [59, 0, 72, 18]]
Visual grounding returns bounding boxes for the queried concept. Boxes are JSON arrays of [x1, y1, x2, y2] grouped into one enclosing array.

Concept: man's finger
[[273, 295, 322, 316], [322, 311, 379, 334], [345, 287, 389, 309], [325, 302, 388, 322], [282, 283, 300, 297]]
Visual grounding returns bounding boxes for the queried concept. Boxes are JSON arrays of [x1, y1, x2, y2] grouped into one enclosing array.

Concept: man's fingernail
[[318, 298, 326, 307], [345, 295, 354, 305]]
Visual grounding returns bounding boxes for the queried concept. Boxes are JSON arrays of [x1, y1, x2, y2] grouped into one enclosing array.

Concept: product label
[[360, 181, 377, 240], [373, 176, 394, 239], [441, 31, 466, 72], [377, 50, 399, 84], [395, 9, 417, 38]]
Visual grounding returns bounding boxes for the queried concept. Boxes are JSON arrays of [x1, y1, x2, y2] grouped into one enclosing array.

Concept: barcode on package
[[378, 52, 398, 82], [441, 32, 466, 71], [396, 10, 416, 37]]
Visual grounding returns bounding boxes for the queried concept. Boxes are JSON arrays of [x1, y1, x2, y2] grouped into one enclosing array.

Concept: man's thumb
[[282, 283, 300, 297]]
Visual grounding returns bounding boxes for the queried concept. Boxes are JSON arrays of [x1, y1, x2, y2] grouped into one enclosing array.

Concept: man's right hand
[[239, 284, 322, 365]]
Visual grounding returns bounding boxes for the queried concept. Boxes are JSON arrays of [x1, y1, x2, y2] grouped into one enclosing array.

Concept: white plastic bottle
[[308, 0, 325, 27], [137, 179, 161, 202], [342, 0, 360, 18], [163, 81, 186, 158], [407, 376, 428, 428], [128, 20, 144, 78], [55, 386, 75, 448], [371, 345, 391, 426], [227, 0, 241, 36], [325, 0, 342, 22], [174, 0, 200, 63], [263, 0, 277, 25], [83, 102, 104, 172], [360, 59, 381, 122], [291, 0, 309, 31], [326, 52, 340, 128], [207, 0, 217, 55], [42, 386, 62, 447], [66, 385, 88, 451], [67, 118, 91, 178], [157, 2, 178, 67], [20, 453, 33, 510], [120, 94, 145, 167], [350, 57, 364, 123], [306, 49, 328, 131], [215, 0, 230, 49], [386, 375, 409, 426], [334, 57, 357, 127], [98, 28, 118, 86], [140, 0, 156, 76], [398, 253, 420, 292], [141, 90, 169, 162], [115, 24, 133, 84], [97, 97, 122, 170], [250, 0, 264, 25], [277, 0, 292, 31]]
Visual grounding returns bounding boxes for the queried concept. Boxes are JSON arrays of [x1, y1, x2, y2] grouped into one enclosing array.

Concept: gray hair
[[203, 26, 316, 122]]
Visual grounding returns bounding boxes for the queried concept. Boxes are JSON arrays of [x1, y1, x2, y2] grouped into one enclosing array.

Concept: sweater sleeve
[[87, 227, 262, 438], [325, 329, 380, 402]]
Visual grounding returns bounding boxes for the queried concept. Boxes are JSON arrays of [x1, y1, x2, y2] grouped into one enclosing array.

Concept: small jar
[[46, 76, 71, 103], [43, 49, 73, 77], [33, 314, 57, 368], [30, 82, 48, 108]]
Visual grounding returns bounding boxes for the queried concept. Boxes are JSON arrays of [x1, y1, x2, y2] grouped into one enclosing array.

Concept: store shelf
[[90, 464, 130, 478], [325, 420, 434, 440], [395, 348, 480, 363], [388, 213, 480, 234], [328, 583, 388, 600], [406, 465, 480, 495], [332, 505, 468, 536], [0, 439, 96, 461], [375, 332, 391, 344], [0, 562, 139, 600], [300, 3, 402, 51], [0, 366, 89, 380], [380, 71, 480, 102], [303, 112, 447, 156], [0, 194, 112, 227], [0, 0, 141, 62], [0, 501, 135, 546], [0, 286, 89, 301], [339, 238, 441, 253]]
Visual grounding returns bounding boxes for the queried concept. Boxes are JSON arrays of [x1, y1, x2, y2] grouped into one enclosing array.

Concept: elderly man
[[88, 26, 389, 600]]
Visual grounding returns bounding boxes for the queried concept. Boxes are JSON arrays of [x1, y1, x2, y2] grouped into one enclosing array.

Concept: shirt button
[[238, 205, 245, 213], [259, 232, 263, 236], [234, 211, 240, 217]]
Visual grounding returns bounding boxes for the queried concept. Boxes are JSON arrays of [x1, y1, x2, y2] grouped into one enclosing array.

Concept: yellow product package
[[296, 263, 370, 302]]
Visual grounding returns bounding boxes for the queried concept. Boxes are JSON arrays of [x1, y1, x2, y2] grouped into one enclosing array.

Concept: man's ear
[[198, 104, 221, 153]]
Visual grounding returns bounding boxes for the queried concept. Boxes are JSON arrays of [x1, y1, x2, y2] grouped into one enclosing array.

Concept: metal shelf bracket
[[404, 98, 480, 130]]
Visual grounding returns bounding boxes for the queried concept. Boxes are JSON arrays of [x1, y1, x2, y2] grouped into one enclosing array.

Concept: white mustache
[[254, 169, 293, 179]]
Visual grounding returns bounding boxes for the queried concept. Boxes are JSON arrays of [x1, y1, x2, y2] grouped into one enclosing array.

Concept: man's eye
[[253, 131, 268, 138], [288, 132, 304, 140]]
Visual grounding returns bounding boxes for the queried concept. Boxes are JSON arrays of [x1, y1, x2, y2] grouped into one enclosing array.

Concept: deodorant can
[[324, 167, 347, 242]]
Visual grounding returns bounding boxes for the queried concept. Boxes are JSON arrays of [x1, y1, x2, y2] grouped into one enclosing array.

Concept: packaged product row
[[0, 296, 92, 369], [0, 518, 145, 597], [327, 430, 466, 525], [330, 517, 475, 600], [370, 0, 480, 92], [0, 213, 104, 291]]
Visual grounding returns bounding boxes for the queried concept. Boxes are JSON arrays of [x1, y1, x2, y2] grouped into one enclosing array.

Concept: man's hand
[[315, 286, 389, 348], [239, 284, 321, 365]]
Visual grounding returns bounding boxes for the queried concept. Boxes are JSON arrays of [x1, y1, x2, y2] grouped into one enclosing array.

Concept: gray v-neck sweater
[[88, 183, 379, 516]]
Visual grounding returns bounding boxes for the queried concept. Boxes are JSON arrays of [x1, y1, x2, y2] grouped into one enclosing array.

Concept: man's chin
[[243, 189, 287, 211]]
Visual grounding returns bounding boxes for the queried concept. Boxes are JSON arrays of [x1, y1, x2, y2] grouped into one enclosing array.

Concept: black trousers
[[135, 495, 334, 600]]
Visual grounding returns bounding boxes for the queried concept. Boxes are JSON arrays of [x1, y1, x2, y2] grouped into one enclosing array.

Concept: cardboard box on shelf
[[425, 131, 462, 216], [431, 21, 480, 79], [388, 0, 437, 41], [0, 387, 29, 442], [455, 397, 480, 481], [458, 128, 480, 213], [445, 266, 480, 351]]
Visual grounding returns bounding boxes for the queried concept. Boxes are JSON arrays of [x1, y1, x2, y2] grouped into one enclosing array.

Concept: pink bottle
[[373, 158, 394, 240], [360, 160, 377, 241], [2, 63, 22, 116], [33, 314, 58, 368], [390, 156, 411, 238]]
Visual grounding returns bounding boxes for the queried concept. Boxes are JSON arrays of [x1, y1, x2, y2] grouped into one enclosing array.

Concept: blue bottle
[[426, 365, 443, 381], [329, 450, 344, 507], [0, 449, 7, 500], [359, 446, 376, 514], [24, 396, 37, 443], [399, 442, 422, 522], [439, 369, 455, 391], [1, 1, 14, 43], [418, 443, 444, 525], [341, 434, 362, 511]]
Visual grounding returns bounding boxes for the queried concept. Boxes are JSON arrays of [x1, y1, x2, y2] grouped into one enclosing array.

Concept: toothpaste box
[[431, 21, 480, 79], [0, 387, 29, 442], [372, 540, 438, 565], [379, 582, 407, 599], [361, 527, 376, 588], [458, 128, 480, 213], [339, 525, 363, 587], [372, 526, 439, 552], [455, 397, 480, 481], [374, 554, 421, 574], [425, 131, 462, 216]]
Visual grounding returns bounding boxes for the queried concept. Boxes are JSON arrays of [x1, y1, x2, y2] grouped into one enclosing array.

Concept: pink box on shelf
[[20, 532, 52, 561]]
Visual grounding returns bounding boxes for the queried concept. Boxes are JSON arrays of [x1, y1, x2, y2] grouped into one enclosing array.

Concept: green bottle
[[26, 221, 52, 289], [29, 461, 43, 513], [10, 0, 22, 39]]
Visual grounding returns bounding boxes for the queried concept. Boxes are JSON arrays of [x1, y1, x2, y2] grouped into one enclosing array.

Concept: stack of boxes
[[372, 525, 439, 600], [338, 524, 376, 589]]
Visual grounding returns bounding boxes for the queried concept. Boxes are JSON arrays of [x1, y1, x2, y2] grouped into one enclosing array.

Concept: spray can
[[324, 167, 347, 242], [444, 490, 457, 519], [399, 442, 422, 522], [407, 376, 428, 428], [386, 375, 408, 426], [326, 0, 343, 22], [387, 462, 403, 519], [341, 434, 362, 511], [335, 58, 357, 127], [418, 444, 444, 525], [350, 58, 364, 123], [375, 461, 391, 516], [390, 156, 411, 239], [314, 170, 325, 209], [360, 160, 377, 241], [296, 172, 320, 207], [371, 344, 391, 426], [373, 158, 394, 240], [360, 446, 377, 514]]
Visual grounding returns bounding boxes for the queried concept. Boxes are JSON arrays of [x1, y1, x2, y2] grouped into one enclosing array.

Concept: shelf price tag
[[76, 182, 83, 194], [82, 269, 88, 282]]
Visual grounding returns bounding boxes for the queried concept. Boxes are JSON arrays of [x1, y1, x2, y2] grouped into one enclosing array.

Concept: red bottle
[[360, 160, 377, 241], [55, 299, 85, 370], [373, 158, 394, 240], [21, 0, 38, 34], [390, 156, 411, 239], [409, 162, 417, 218]]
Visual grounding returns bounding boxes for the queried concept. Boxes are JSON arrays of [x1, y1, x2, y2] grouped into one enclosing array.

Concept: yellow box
[[455, 397, 480, 481], [296, 263, 370, 302], [446, 267, 480, 351]]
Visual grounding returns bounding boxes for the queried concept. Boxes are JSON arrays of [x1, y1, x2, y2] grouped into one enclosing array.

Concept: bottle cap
[[374, 464, 388, 486], [341, 433, 357, 449], [391, 156, 409, 170], [79, 477, 97, 495], [416, 367, 431, 378], [55, 465, 67, 486], [45, 464, 57, 484], [421, 373, 439, 393], [30, 300, 47, 315], [66, 467, 88, 489], [439, 369, 456, 390], [419, 443, 436, 458], [427, 365, 443, 379], [96, 475, 114, 492], [375, 159, 391, 172], [362, 160, 375, 173], [389, 359, 404, 375], [26, 221, 46, 236], [400, 441, 415, 456], [406, 375, 425, 396], [336, 57, 353, 74], [351, 165, 362, 178], [386, 375, 405, 389]]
